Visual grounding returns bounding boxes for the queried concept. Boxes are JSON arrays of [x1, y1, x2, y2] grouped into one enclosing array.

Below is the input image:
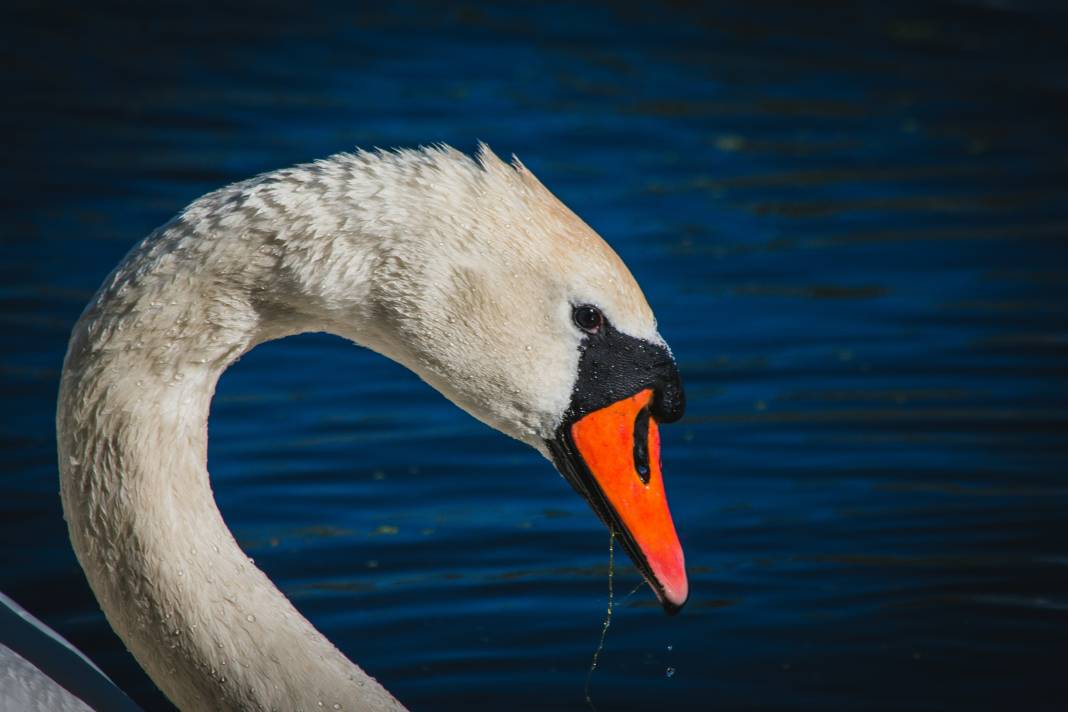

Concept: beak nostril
[[633, 407, 652, 485]]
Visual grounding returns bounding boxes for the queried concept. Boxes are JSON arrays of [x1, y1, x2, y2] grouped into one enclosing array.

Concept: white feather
[[55, 145, 662, 710]]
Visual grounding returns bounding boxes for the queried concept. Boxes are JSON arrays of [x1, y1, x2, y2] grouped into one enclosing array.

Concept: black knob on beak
[[652, 364, 685, 424]]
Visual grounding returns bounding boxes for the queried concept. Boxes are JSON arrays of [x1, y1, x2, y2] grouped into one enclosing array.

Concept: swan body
[[0, 591, 140, 711], [54, 144, 687, 710]]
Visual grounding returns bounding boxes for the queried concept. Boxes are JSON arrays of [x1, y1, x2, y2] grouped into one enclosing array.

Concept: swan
[[43, 143, 687, 710]]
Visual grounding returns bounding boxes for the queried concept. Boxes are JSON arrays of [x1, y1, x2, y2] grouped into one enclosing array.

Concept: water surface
[[2, 2, 1067, 710]]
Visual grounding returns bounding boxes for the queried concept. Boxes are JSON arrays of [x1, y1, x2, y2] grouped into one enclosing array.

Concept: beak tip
[[657, 576, 689, 615], [662, 598, 686, 616]]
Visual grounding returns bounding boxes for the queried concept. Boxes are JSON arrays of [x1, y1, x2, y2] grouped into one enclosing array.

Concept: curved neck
[[57, 171, 407, 710]]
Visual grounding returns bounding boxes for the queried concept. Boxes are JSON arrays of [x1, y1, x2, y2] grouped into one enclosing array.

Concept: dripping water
[[584, 528, 615, 711]]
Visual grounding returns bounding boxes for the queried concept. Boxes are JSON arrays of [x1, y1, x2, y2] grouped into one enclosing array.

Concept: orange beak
[[551, 388, 688, 612]]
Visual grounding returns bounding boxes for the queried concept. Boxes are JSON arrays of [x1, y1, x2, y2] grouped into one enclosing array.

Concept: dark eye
[[572, 305, 603, 334]]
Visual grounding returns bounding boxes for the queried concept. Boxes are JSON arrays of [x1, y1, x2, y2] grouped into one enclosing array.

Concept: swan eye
[[572, 305, 603, 334]]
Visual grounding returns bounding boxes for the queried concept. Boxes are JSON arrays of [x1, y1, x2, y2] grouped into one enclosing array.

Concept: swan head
[[324, 145, 688, 611]]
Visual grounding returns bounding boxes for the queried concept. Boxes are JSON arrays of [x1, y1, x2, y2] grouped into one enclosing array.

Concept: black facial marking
[[633, 407, 651, 485], [562, 314, 685, 424]]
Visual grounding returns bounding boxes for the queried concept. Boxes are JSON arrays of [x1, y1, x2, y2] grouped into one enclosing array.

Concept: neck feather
[[56, 158, 413, 710]]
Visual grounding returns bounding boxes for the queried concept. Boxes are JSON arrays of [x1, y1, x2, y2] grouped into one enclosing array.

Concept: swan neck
[[57, 211, 403, 710]]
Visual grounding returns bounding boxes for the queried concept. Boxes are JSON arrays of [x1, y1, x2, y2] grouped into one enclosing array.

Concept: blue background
[[2, 2, 1067, 710]]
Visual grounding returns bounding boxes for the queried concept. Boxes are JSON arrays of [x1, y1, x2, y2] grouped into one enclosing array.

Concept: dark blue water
[[3, 2, 1068, 710]]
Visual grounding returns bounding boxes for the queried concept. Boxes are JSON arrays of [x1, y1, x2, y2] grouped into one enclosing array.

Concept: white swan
[[48, 144, 687, 711]]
